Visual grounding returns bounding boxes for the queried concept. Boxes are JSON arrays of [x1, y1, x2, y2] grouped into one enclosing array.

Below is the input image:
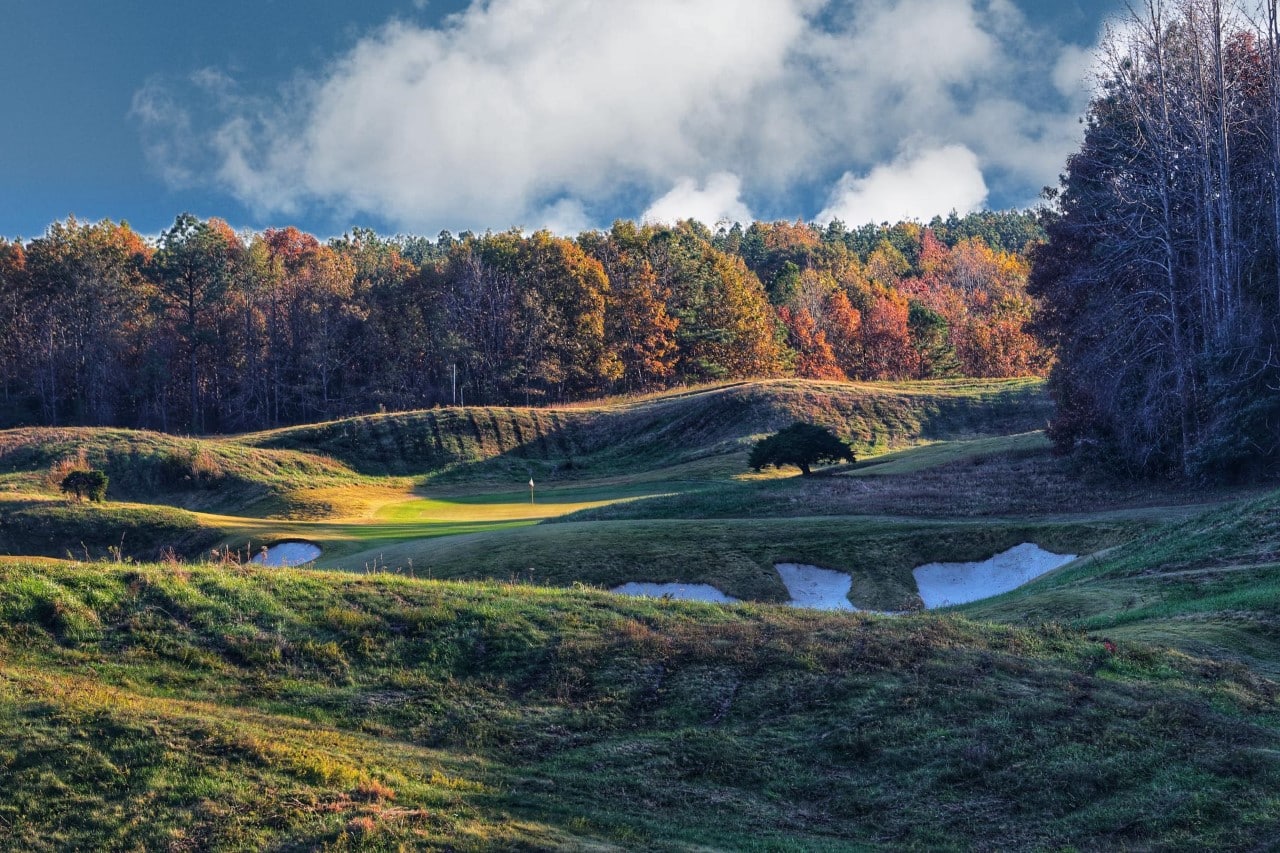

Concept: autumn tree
[[22, 218, 153, 425], [0, 239, 28, 419], [779, 306, 845, 380], [152, 214, 242, 432], [582, 227, 679, 392]]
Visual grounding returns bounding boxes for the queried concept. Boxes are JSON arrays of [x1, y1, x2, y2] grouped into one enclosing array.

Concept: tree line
[[0, 210, 1047, 434], [1033, 0, 1280, 481]]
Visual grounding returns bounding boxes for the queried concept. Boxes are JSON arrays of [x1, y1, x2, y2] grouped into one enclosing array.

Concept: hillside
[[963, 488, 1280, 675], [239, 378, 1050, 478], [2, 560, 1278, 850], [0, 378, 1053, 563], [0, 427, 367, 514]]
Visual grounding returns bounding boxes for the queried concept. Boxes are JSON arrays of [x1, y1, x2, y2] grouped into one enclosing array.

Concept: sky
[[1, 0, 1122, 239]]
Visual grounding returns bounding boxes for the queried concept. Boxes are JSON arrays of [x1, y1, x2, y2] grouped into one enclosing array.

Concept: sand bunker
[[251, 541, 322, 567], [912, 543, 1076, 609], [775, 563, 857, 611], [611, 582, 740, 604], [611, 544, 1074, 612]]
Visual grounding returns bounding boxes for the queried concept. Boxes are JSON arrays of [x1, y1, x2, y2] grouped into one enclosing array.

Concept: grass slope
[[0, 427, 367, 516], [963, 487, 1280, 674], [340, 517, 1138, 611], [239, 378, 1050, 478], [2, 560, 1278, 850], [0, 378, 1058, 564]]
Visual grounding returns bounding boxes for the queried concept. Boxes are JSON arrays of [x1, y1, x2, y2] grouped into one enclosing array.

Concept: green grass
[[344, 516, 1139, 610], [558, 433, 1245, 523], [0, 496, 221, 561], [962, 488, 1280, 674], [0, 426, 371, 517], [238, 377, 1052, 479], [1, 560, 1279, 850]]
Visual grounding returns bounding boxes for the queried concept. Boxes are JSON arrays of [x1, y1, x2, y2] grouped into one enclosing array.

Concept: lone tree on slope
[[749, 422, 855, 476], [60, 469, 109, 502]]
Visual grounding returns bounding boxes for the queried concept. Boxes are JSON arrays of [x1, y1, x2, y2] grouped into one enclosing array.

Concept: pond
[[251, 541, 322, 567]]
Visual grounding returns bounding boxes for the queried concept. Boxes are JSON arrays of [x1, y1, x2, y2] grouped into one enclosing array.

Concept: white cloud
[[817, 145, 988, 225], [1053, 43, 1096, 99], [134, 0, 1099, 230], [642, 173, 753, 227], [534, 198, 593, 236]]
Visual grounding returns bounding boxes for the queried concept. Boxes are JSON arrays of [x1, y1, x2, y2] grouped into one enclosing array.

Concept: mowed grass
[[2, 560, 1280, 850]]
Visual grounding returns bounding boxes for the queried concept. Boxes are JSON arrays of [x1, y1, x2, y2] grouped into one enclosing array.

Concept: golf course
[[2, 377, 1279, 849]]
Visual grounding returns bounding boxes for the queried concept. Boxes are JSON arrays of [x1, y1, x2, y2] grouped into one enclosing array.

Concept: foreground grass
[[2, 560, 1279, 849]]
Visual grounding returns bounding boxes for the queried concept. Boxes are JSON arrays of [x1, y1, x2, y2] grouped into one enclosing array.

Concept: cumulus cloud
[[817, 145, 988, 225], [134, 0, 1101, 230], [642, 174, 754, 227]]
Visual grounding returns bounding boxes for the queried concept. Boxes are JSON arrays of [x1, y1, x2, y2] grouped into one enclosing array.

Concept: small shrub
[[59, 469, 109, 502]]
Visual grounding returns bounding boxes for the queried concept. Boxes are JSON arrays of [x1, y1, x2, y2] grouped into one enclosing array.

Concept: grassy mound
[[241, 378, 1050, 477], [963, 487, 1280, 673], [1, 560, 1278, 850], [558, 431, 1250, 522], [0, 497, 220, 561], [0, 427, 364, 514]]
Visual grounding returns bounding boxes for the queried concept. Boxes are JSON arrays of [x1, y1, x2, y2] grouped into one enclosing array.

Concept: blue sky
[[2, 0, 1119, 239]]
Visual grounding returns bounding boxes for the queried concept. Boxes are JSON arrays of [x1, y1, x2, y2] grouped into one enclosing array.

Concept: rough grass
[[239, 378, 1051, 478], [0, 496, 221, 561], [0, 427, 367, 516], [1, 560, 1278, 850], [559, 434, 1251, 523], [341, 516, 1141, 610], [5, 377, 1280, 847], [963, 487, 1280, 674]]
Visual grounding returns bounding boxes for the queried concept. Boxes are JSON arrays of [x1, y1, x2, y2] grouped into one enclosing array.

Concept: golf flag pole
[[529, 477, 535, 504]]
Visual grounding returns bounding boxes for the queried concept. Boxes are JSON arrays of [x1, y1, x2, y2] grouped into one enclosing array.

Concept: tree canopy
[[0, 210, 1048, 434], [1032, 0, 1280, 480], [60, 469, 108, 502]]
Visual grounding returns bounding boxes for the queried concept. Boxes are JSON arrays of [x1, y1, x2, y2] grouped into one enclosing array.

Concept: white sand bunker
[[775, 563, 856, 611], [912, 543, 1076, 609], [251, 542, 322, 567], [611, 582, 740, 604]]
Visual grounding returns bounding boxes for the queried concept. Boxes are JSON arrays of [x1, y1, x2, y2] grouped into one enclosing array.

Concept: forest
[[1033, 0, 1280, 481], [0, 210, 1046, 434]]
